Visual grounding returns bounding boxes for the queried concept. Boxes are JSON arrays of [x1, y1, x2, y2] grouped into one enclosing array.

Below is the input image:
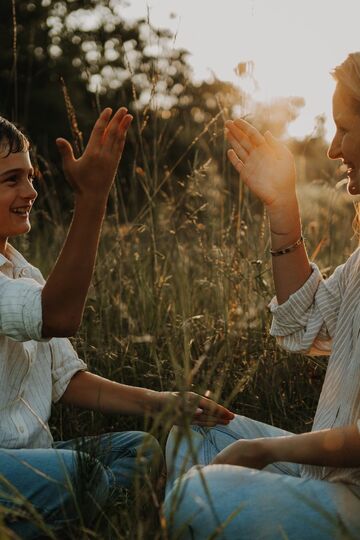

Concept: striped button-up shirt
[[0, 245, 86, 449], [270, 248, 360, 486]]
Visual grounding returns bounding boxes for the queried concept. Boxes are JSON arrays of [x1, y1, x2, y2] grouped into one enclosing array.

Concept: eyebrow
[[0, 167, 34, 178]]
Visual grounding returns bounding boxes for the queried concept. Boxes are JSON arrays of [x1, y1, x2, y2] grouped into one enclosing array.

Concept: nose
[[21, 179, 38, 202], [327, 132, 342, 160]]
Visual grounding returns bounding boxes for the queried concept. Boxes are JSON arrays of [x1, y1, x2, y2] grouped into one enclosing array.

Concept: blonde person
[[0, 109, 234, 539], [164, 53, 360, 539]]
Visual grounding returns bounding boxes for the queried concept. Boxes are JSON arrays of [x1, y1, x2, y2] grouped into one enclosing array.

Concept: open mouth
[[10, 206, 31, 217]]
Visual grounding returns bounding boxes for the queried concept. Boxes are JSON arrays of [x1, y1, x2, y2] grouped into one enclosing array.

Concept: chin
[[10, 225, 31, 237], [347, 171, 360, 195]]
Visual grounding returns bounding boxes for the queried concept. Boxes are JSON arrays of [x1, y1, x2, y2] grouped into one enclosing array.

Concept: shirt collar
[[0, 244, 30, 270]]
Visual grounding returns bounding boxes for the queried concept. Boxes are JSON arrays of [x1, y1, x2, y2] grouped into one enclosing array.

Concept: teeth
[[11, 207, 30, 215]]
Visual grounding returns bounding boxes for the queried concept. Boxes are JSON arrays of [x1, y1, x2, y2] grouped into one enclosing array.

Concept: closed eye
[[4, 176, 17, 183]]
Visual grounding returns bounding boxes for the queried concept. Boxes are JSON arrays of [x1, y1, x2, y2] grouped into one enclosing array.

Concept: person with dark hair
[[0, 108, 234, 539], [164, 53, 360, 539], [0, 117, 29, 155]]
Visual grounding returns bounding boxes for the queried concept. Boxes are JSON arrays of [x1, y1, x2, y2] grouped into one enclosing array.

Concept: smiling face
[[328, 84, 360, 195], [0, 148, 37, 255]]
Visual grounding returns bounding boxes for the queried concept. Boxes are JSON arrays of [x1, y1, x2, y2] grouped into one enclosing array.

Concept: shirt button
[[21, 268, 30, 277], [18, 426, 24, 433]]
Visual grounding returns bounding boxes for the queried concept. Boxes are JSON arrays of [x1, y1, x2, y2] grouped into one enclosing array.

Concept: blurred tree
[[0, 0, 317, 223], [0, 0, 242, 219]]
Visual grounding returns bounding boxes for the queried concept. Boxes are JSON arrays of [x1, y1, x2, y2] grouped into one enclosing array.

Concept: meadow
[[1, 2, 359, 537], [3, 126, 358, 538]]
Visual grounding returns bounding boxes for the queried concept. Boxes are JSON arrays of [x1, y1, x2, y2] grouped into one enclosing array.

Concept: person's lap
[[164, 415, 360, 539], [0, 430, 161, 539], [166, 414, 300, 493]]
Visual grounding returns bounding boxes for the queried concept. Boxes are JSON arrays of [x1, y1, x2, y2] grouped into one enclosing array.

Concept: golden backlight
[[122, 0, 360, 139]]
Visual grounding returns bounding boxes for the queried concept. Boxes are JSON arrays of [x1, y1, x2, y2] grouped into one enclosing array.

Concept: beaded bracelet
[[270, 236, 304, 257]]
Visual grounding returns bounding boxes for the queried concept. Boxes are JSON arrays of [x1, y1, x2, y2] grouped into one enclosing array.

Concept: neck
[[0, 238, 9, 257]]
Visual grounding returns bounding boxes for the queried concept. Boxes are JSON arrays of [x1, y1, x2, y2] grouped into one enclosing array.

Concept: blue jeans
[[164, 416, 360, 539], [0, 431, 162, 539]]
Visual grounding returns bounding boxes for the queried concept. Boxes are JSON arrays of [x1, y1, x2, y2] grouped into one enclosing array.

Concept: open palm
[[225, 119, 296, 209]]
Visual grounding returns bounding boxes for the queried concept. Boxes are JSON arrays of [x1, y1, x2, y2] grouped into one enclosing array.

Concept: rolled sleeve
[[269, 263, 323, 336], [0, 275, 46, 342], [50, 338, 87, 402], [269, 263, 333, 354]]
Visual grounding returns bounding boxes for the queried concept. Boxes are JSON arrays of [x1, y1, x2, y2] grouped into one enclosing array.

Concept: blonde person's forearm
[[267, 425, 360, 468], [41, 195, 107, 337], [267, 196, 312, 304]]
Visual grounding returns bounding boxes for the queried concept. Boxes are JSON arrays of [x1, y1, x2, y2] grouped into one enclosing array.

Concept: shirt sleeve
[[269, 249, 360, 355], [50, 337, 87, 403], [0, 274, 46, 342]]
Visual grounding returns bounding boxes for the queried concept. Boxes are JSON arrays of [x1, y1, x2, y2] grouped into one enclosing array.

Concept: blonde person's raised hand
[[56, 107, 132, 202], [156, 391, 235, 427], [225, 119, 296, 211]]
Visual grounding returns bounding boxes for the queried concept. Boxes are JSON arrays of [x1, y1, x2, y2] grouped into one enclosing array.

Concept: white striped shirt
[[270, 248, 360, 486], [0, 245, 87, 449]]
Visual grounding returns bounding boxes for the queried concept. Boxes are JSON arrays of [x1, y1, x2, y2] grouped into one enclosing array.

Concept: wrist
[[265, 436, 291, 463], [266, 195, 299, 228], [267, 197, 302, 239], [142, 389, 163, 415], [74, 193, 108, 217]]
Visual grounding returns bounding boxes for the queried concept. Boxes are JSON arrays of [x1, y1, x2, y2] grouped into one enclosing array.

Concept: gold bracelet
[[270, 236, 304, 257]]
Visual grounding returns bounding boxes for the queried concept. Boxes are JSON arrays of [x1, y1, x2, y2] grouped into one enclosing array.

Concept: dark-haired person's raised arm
[[41, 107, 132, 337]]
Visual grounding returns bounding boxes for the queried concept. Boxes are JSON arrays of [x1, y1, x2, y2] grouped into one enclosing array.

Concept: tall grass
[[4, 116, 357, 538], [3, 8, 359, 536]]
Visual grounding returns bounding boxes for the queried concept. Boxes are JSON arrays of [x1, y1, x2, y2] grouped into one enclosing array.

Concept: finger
[[264, 130, 282, 158], [233, 118, 265, 147], [104, 107, 129, 146], [198, 397, 235, 418], [87, 108, 113, 148], [225, 121, 252, 153], [194, 413, 232, 424], [227, 149, 245, 175], [226, 133, 249, 162], [56, 138, 75, 168], [191, 419, 230, 427], [112, 114, 133, 154]]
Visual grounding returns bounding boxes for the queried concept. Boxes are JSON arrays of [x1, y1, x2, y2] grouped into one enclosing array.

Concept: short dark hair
[[0, 116, 29, 156]]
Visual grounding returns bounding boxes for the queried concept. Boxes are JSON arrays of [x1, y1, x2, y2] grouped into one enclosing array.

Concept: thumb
[[56, 138, 75, 166]]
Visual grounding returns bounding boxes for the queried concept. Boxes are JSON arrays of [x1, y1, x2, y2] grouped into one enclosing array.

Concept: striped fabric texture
[[0, 245, 87, 449], [270, 249, 360, 486]]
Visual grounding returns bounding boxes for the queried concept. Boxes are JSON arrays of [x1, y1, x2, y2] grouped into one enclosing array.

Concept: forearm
[[59, 371, 159, 416], [41, 195, 107, 337], [267, 425, 360, 468], [267, 196, 312, 304], [60, 372, 235, 427]]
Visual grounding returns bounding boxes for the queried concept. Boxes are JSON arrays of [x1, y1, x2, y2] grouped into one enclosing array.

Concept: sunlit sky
[[121, 0, 360, 140]]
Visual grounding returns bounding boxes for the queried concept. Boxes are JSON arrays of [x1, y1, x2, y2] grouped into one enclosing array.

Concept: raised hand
[[56, 107, 132, 201], [157, 391, 235, 427], [225, 119, 296, 210]]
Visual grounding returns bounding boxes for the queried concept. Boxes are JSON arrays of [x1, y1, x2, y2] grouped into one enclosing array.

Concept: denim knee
[[120, 431, 163, 478], [164, 466, 215, 540], [2, 450, 110, 540]]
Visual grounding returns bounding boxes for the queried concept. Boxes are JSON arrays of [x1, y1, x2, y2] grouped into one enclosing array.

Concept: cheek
[[342, 132, 360, 162]]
